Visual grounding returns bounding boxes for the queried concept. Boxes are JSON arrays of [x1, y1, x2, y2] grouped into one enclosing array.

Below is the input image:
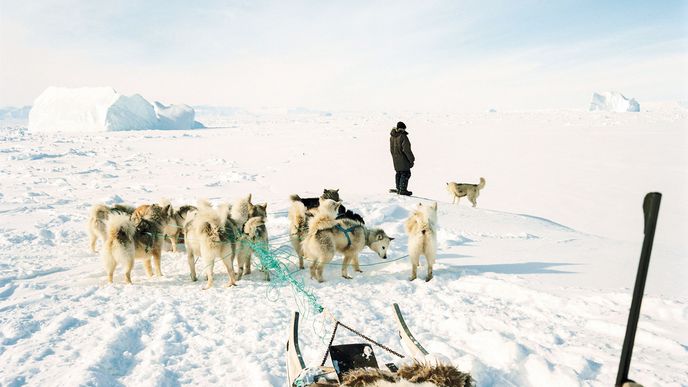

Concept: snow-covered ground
[[0, 106, 686, 386]]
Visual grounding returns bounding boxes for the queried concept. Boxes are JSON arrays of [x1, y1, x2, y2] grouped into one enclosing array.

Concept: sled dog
[[290, 189, 346, 216], [405, 202, 438, 281], [183, 205, 236, 288], [236, 215, 270, 281], [168, 204, 197, 248], [300, 198, 342, 282], [102, 212, 165, 283], [292, 199, 394, 280], [183, 195, 253, 288], [332, 212, 395, 279], [88, 203, 135, 252], [446, 177, 485, 207]]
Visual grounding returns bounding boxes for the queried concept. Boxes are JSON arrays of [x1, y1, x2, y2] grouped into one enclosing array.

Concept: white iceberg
[[28, 87, 203, 132], [589, 92, 640, 112]]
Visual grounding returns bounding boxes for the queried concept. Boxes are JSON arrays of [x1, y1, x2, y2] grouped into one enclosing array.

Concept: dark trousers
[[395, 170, 411, 191]]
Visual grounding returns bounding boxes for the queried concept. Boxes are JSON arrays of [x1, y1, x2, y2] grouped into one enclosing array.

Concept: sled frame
[[392, 303, 429, 361], [287, 311, 306, 386]]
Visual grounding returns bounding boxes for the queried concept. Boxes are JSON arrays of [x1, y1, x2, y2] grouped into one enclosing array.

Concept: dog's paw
[[409, 276, 417, 282], [342, 275, 353, 280], [425, 275, 433, 282], [190, 275, 197, 282], [223, 282, 236, 288], [355, 269, 363, 273]]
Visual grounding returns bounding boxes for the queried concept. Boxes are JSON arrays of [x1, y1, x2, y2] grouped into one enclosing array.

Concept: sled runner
[[286, 303, 432, 386]]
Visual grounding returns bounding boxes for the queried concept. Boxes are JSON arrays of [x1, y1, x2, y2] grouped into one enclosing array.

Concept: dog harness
[[335, 224, 361, 248]]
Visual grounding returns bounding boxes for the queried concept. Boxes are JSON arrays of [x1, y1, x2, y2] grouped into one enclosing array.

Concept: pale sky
[[1, 0, 686, 111]]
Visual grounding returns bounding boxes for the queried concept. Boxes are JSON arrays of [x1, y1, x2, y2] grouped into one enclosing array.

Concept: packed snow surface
[[27, 87, 202, 132], [589, 92, 640, 112], [0, 106, 686, 386]]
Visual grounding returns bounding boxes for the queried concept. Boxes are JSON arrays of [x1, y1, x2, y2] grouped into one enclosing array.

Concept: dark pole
[[615, 192, 661, 387]]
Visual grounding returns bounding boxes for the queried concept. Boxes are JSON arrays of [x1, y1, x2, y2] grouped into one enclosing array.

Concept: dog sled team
[[90, 195, 268, 288], [89, 176, 485, 287]]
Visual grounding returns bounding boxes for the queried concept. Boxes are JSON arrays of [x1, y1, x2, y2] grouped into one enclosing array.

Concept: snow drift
[[589, 91, 640, 112], [28, 87, 204, 132]]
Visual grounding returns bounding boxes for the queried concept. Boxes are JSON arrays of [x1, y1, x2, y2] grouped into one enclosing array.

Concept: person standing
[[389, 121, 415, 196]]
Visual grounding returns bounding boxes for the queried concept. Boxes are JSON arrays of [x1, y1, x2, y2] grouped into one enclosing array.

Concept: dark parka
[[390, 127, 415, 171]]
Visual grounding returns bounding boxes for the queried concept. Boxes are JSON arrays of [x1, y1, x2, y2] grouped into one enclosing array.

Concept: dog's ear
[[334, 189, 339, 193], [246, 193, 252, 203], [388, 237, 395, 241]]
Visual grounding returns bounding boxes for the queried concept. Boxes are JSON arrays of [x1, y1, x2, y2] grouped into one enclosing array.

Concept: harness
[[335, 224, 362, 248]]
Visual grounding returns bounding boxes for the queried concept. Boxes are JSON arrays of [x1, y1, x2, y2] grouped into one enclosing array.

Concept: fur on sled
[[340, 362, 473, 387]]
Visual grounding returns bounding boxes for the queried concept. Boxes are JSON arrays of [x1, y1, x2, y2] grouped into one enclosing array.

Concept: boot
[[398, 173, 412, 196], [389, 172, 401, 193]]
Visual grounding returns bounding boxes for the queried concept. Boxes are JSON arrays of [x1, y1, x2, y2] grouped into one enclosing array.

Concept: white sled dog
[[183, 195, 253, 288], [292, 198, 394, 281], [446, 177, 486, 207], [300, 198, 341, 282], [87, 203, 135, 252], [405, 202, 438, 282], [102, 212, 166, 284]]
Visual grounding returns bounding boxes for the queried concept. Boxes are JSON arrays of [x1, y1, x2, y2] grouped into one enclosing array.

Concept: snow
[[27, 87, 203, 132], [589, 92, 640, 112], [0, 106, 687, 386]]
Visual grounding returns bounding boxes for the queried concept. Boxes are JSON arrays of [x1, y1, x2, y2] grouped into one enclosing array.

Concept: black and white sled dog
[[290, 188, 346, 216], [289, 196, 394, 281], [446, 177, 486, 207]]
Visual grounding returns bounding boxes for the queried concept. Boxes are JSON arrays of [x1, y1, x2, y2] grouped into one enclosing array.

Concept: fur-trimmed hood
[[390, 127, 408, 137]]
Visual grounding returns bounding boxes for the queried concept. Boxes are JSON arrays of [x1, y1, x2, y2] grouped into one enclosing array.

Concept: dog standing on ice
[[289, 197, 394, 279], [87, 203, 135, 252], [300, 199, 341, 282], [446, 177, 485, 207], [183, 195, 253, 288], [405, 202, 438, 281], [101, 212, 166, 283]]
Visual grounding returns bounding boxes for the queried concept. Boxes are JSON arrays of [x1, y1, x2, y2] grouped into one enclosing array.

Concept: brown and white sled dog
[[102, 212, 165, 283], [446, 177, 486, 207], [405, 202, 438, 281], [88, 203, 135, 252], [131, 199, 179, 252]]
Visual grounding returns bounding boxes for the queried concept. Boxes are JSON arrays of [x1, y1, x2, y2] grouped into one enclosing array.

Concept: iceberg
[[28, 87, 203, 132], [589, 92, 640, 112]]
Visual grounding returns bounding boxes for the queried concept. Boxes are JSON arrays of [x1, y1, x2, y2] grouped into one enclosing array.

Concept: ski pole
[[615, 192, 661, 387]]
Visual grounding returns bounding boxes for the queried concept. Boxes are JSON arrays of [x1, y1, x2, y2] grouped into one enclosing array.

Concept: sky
[[1, 0, 687, 111]]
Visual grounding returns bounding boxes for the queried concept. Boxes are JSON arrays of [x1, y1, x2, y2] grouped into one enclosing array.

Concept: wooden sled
[[286, 303, 429, 386]]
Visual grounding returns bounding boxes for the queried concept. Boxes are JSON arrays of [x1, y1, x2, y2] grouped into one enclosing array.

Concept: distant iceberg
[[28, 87, 204, 132], [589, 92, 640, 112]]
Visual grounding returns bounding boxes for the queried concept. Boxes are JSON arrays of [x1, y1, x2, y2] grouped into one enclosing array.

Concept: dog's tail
[[478, 177, 486, 190], [90, 204, 110, 233], [288, 199, 307, 233], [106, 213, 135, 246], [289, 194, 302, 202]]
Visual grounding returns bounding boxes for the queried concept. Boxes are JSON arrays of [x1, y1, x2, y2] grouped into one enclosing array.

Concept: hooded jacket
[[390, 127, 415, 171]]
